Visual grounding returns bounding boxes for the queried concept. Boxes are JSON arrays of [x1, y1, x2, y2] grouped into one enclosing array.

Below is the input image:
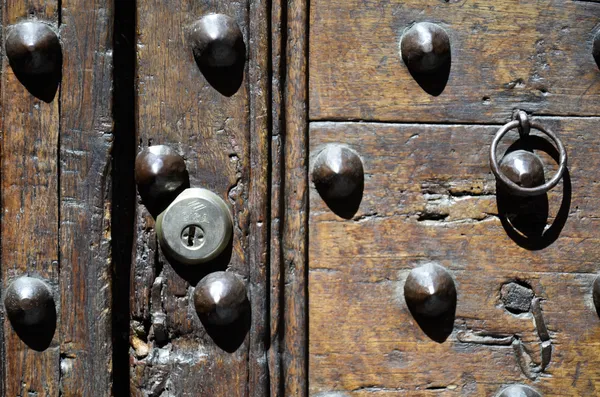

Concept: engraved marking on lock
[[188, 200, 211, 225], [180, 224, 205, 250]]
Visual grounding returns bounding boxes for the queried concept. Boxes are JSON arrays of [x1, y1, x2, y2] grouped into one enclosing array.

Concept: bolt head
[[404, 263, 456, 317], [135, 145, 189, 203], [593, 32, 600, 66], [312, 145, 364, 201], [190, 14, 244, 68], [4, 276, 54, 328], [156, 188, 233, 265], [401, 22, 450, 73], [6, 22, 61, 75], [499, 150, 545, 188], [194, 271, 247, 325], [496, 384, 542, 397]]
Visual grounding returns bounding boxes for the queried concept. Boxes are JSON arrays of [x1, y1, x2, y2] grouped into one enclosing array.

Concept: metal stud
[[189, 14, 244, 68], [401, 22, 450, 74], [193, 271, 247, 325], [499, 150, 545, 189], [404, 263, 456, 317], [593, 275, 600, 314], [593, 31, 600, 65], [6, 22, 61, 76], [496, 384, 542, 397], [135, 145, 189, 204], [4, 276, 54, 328], [312, 145, 364, 201]]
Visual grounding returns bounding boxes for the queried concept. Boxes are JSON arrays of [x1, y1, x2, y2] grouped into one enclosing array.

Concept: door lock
[[156, 188, 233, 265]]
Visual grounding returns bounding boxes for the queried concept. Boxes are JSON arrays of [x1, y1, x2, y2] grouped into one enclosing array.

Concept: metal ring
[[490, 119, 568, 197]]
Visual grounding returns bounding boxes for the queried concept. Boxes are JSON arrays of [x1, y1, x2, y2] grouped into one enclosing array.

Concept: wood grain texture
[[282, 0, 309, 395], [1, 3, 60, 396], [309, 0, 600, 122], [58, 0, 114, 394], [309, 119, 600, 396], [131, 0, 269, 395]]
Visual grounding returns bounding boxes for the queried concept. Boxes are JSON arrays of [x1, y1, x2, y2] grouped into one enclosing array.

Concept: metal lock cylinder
[[156, 188, 233, 265]]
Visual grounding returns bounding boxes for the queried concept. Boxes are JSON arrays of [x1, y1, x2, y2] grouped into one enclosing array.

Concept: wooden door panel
[[309, 0, 600, 122], [309, 120, 600, 396]]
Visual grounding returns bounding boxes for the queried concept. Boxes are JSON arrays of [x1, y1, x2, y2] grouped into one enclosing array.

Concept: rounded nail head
[[194, 271, 247, 325], [404, 263, 456, 317], [312, 145, 364, 201], [6, 22, 61, 75], [593, 275, 600, 313], [135, 145, 189, 201], [190, 14, 244, 68], [496, 384, 542, 397], [499, 150, 545, 189], [4, 276, 54, 327], [593, 32, 600, 64], [401, 22, 450, 73]]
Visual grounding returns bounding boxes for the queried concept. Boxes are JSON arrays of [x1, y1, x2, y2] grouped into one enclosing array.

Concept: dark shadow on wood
[[196, 45, 246, 97], [111, 0, 136, 395], [10, 67, 61, 103], [407, 300, 456, 343], [8, 305, 56, 351], [496, 136, 571, 250], [137, 178, 190, 218], [316, 179, 364, 219], [200, 300, 251, 353], [406, 56, 451, 97]]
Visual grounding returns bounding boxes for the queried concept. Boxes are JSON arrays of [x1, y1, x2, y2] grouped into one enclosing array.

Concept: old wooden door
[[2, 0, 600, 396]]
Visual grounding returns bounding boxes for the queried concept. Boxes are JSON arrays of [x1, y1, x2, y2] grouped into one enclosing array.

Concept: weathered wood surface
[[309, 0, 600, 122], [1, 1, 114, 396], [309, 119, 600, 396], [131, 0, 269, 395]]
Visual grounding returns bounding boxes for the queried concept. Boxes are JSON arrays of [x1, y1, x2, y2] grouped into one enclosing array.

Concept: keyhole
[[181, 224, 205, 249]]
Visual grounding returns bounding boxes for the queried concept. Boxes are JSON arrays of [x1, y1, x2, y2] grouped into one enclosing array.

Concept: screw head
[[194, 271, 247, 325], [190, 14, 244, 68], [156, 188, 233, 265], [496, 384, 542, 397], [404, 263, 456, 317], [312, 145, 364, 201], [499, 150, 545, 189], [4, 276, 54, 328], [401, 22, 451, 74], [6, 22, 61, 76], [135, 145, 189, 203], [593, 32, 600, 65]]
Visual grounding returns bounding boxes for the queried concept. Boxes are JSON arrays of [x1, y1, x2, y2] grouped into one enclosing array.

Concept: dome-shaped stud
[[189, 14, 245, 68], [401, 22, 450, 74], [6, 22, 61, 76], [193, 271, 248, 326], [496, 384, 542, 397], [312, 145, 364, 201], [4, 276, 54, 328], [135, 145, 189, 208], [499, 150, 545, 189], [404, 263, 456, 317]]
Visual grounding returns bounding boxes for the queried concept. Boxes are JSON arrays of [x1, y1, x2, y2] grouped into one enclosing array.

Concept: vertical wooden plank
[[58, 0, 114, 395], [1, 1, 60, 395], [131, 0, 269, 394], [282, 0, 309, 394], [248, 0, 270, 394]]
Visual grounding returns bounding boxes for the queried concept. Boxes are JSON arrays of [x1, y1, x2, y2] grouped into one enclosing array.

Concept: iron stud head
[[135, 145, 189, 206], [401, 22, 450, 74], [6, 22, 61, 76], [4, 276, 54, 328], [593, 31, 600, 66], [499, 150, 545, 189], [194, 271, 247, 325], [190, 14, 244, 68], [404, 263, 456, 317], [312, 145, 364, 201]]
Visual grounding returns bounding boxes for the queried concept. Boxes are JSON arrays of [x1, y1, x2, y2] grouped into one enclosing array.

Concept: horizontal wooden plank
[[309, 119, 600, 396], [309, 0, 600, 122]]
